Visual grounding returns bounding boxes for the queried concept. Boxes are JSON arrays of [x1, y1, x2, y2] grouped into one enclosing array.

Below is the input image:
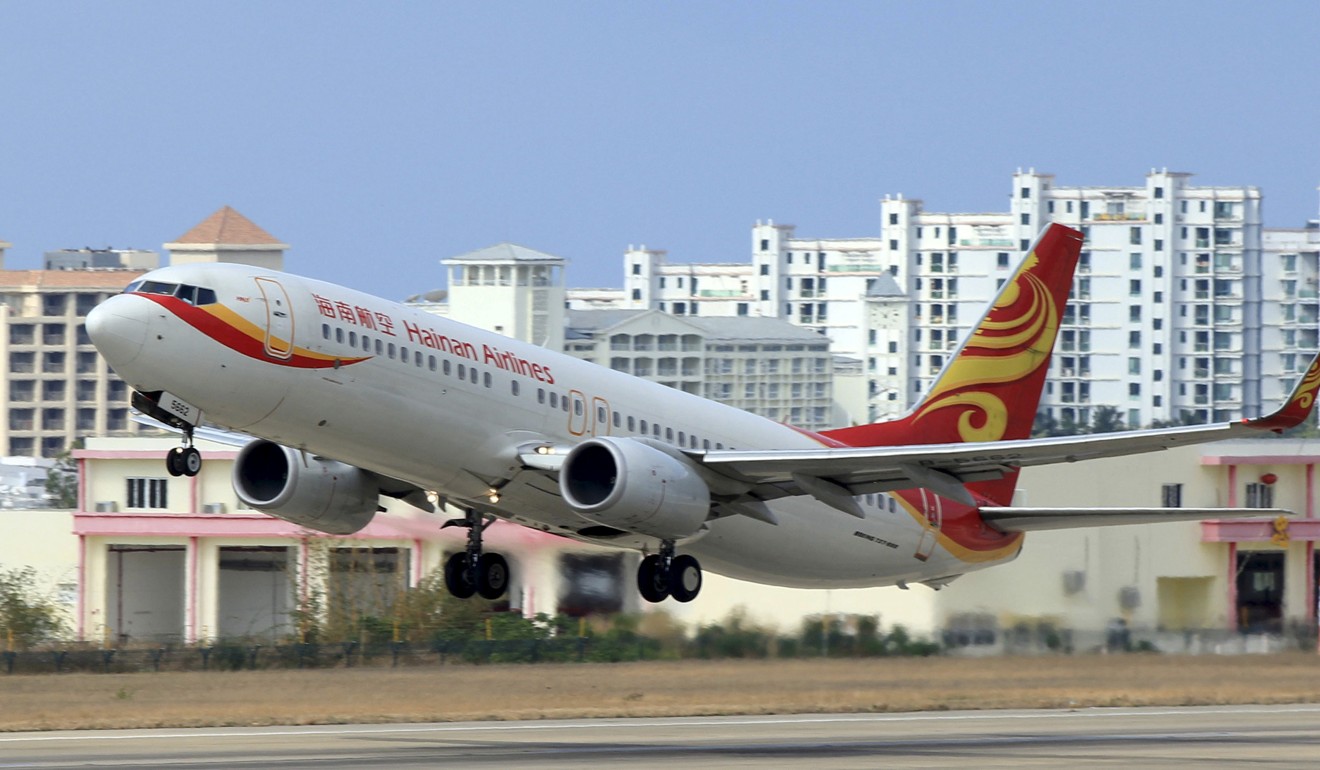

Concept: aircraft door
[[253, 277, 294, 360], [913, 489, 942, 562], [568, 390, 589, 436]]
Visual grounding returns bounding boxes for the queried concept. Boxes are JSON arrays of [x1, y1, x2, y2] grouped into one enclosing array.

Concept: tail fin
[[821, 223, 1083, 501]]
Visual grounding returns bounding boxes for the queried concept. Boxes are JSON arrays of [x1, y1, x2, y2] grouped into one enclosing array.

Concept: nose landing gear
[[132, 390, 204, 478], [165, 427, 202, 478]]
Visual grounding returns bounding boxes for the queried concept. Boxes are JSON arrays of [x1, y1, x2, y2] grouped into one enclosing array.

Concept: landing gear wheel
[[181, 447, 202, 477], [444, 552, 476, 599], [477, 553, 509, 600], [165, 447, 185, 477], [668, 554, 702, 603], [637, 554, 670, 603]]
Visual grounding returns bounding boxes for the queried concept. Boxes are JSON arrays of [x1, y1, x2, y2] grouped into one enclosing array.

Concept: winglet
[[1244, 352, 1320, 432]]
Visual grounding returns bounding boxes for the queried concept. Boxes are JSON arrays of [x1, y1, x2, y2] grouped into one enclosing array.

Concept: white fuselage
[[89, 263, 1020, 589]]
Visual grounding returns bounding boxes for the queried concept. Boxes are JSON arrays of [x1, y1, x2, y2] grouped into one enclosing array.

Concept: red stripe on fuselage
[[137, 294, 367, 370]]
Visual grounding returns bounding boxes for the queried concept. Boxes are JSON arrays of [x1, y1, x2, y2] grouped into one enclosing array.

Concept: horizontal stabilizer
[[981, 507, 1289, 533]]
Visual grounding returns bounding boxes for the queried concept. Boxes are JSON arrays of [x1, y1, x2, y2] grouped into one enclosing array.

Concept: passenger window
[[388, 343, 396, 359], [666, 428, 674, 442], [653, 424, 661, 437], [321, 324, 331, 340], [362, 335, 371, 352], [349, 331, 357, 346], [335, 328, 344, 344], [702, 439, 711, 450], [470, 368, 478, 384], [375, 339, 383, 355], [627, 416, 636, 431], [639, 419, 648, 433], [443, 360, 451, 375], [550, 392, 558, 408], [689, 435, 698, 449], [428, 355, 436, 372], [400, 346, 408, 360], [458, 364, 466, 379], [598, 406, 607, 423], [612, 411, 620, 428], [562, 396, 569, 412], [677, 431, 685, 444], [538, 388, 545, 404], [483, 372, 492, 388], [575, 400, 583, 416], [511, 381, 520, 396], [415, 352, 423, 367]]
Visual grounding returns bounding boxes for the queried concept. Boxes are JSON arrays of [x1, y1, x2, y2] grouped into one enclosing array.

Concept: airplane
[[85, 223, 1320, 604]]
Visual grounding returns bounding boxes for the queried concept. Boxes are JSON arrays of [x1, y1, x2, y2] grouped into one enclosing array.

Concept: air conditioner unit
[[202, 503, 227, 514], [94, 501, 117, 512]]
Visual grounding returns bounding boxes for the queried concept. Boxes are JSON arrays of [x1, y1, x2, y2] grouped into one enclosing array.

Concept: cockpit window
[[126, 280, 218, 306], [137, 280, 178, 296]]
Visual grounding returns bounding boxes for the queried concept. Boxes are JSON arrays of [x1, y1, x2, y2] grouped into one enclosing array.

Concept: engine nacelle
[[559, 437, 710, 540], [232, 440, 379, 535]]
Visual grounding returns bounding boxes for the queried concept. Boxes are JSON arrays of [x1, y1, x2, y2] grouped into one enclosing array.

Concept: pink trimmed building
[[72, 437, 637, 644]]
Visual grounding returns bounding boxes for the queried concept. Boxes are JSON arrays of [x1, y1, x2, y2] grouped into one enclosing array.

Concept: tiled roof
[[170, 206, 285, 246], [445, 243, 564, 263], [0, 270, 145, 289]]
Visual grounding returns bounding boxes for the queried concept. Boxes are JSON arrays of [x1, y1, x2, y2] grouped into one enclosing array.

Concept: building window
[[1161, 483, 1182, 508], [127, 477, 168, 509], [1245, 482, 1274, 509]]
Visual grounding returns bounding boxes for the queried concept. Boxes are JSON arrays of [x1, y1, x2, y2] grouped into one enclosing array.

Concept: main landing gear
[[442, 508, 509, 601], [637, 540, 702, 603], [165, 427, 202, 478]]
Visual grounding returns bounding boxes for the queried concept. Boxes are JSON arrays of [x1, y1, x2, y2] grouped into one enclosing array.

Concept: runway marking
[[3, 704, 1319, 744]]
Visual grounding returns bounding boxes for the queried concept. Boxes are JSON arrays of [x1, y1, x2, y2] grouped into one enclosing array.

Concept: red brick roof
[[170, 206, 284, 245]]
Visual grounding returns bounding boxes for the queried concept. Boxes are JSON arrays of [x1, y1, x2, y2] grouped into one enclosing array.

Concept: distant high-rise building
[[44, 248, 159, 271], [0, 206, 291, 458], [0, 270, 149, 457], [622, 169, 1295, 428]]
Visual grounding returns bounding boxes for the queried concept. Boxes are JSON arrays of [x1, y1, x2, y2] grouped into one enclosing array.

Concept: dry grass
[[2, 654, 1319, 732]]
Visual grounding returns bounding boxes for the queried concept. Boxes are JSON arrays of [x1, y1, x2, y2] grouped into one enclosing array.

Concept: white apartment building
[[564, 309, 837, 430], [440, 243, 566, 351], [623, 169, 1289, 428], [1261, 222, 1320, 408], [622, 234, 911, 422]]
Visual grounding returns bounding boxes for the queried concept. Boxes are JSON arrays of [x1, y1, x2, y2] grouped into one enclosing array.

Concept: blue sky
[[2, 1, 1317, 300]]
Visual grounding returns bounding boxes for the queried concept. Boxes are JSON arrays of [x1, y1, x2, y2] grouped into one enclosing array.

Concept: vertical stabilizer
[[820, 223, 1083, 503]]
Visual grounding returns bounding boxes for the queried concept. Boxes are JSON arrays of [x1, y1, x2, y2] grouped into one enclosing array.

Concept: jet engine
[[559, 437, 710, 540], [232, 440, 379, 535]]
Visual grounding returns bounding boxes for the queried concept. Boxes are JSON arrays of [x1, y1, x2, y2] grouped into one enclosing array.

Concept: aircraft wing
[[700, 352, 1320, 510]]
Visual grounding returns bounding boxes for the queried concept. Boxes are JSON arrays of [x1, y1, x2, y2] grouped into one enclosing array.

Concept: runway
[[3, 704, 1319, 768]]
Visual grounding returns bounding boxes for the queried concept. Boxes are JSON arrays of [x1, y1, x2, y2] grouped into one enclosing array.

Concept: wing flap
[[981, 507, 1289, 533]]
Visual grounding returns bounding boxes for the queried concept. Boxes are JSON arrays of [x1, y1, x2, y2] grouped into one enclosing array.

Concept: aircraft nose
[[86, 295, 148, 368]]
